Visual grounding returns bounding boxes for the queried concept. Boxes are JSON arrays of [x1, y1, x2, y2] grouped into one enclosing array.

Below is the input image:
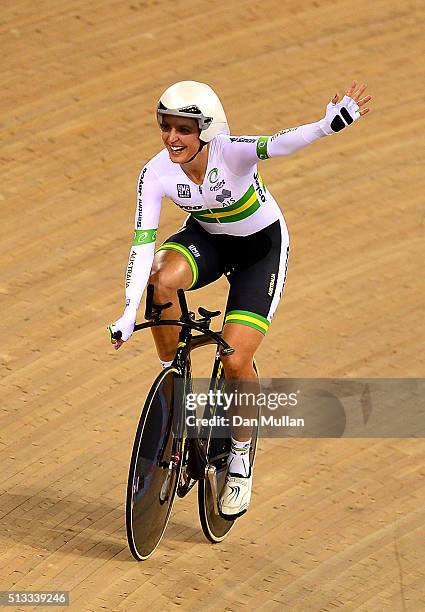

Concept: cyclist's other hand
[[108, 312, 136, 350], [108, 324, 125, 350], [319, 80, 372, 135], [110, 332, 124, 350]]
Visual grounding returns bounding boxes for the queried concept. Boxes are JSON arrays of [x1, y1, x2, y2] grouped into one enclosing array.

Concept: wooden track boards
[[1, 1, 424, 609]]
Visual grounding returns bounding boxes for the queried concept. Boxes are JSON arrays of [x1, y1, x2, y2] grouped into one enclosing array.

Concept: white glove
[[319, 95, 361, 135], [111, 307, 137, 342]]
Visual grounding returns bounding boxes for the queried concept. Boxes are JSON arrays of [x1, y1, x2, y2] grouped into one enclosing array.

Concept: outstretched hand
[[332, 80, 372, 116], [319, 80, 372, 135]]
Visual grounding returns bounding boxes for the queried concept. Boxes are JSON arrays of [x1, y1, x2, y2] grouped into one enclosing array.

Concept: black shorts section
[[160, 216, 225, 290], [160, 216, 289, 328]]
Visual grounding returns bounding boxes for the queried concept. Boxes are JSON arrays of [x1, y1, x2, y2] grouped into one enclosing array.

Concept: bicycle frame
[[123, 285, 234, 492], [132, 286, 234, 361]]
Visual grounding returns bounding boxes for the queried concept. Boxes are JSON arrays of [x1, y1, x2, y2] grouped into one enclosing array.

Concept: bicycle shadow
[[0, 488, 202, 560]]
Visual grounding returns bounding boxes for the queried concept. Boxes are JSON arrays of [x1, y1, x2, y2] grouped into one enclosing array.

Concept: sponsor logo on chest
[[177, 184, 191, 198], [210, 179, 226, 191], [216, 189, 234, 206], [208, 167, 226, 192]]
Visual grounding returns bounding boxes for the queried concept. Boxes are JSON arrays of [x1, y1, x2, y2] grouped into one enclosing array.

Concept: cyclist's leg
[[149, 217, 224, 362], [220, 218, 290, 439], [220, 324, 262, 442], [218, 219, 289, 516], [149, 250, 192, 361], [218, 322, 263, 516]]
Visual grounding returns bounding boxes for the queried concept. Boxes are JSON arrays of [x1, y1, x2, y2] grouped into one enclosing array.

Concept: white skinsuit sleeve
[[221, 121, 327, 174], [112, 165, 164, 341]]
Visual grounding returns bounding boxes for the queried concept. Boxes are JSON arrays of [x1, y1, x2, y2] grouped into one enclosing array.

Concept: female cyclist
[[110, 80, 372, 519]]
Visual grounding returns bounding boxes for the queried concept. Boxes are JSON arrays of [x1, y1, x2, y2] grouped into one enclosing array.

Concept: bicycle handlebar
[[132, 318, 234, 354], [110, 284, 234, 354]]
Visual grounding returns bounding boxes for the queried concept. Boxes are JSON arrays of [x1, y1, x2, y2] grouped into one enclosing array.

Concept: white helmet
[[157, 80, 230, 143]]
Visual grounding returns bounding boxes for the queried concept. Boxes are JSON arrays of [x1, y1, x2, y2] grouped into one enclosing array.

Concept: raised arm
[[110, 164, 164, 348], [223, 81, 371, 174]]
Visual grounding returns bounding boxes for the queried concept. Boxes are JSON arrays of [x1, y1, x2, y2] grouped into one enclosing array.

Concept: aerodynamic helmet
[[156, 80, 230, 143]]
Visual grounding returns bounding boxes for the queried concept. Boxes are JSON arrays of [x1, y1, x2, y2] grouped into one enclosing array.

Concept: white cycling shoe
[[218, 469, 253, 520]]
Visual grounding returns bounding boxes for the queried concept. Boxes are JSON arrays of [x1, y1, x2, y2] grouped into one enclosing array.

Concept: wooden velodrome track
[[1, 0, 424, 609]]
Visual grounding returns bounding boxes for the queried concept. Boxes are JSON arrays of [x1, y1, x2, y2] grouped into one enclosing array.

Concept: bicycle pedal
[[177, 475, 197, 498]]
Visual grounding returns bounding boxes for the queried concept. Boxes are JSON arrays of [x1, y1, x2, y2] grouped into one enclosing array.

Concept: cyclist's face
[[160, 115, 201, 163]]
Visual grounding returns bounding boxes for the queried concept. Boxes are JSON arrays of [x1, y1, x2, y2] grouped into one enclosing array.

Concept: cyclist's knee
[[149, 251, 192, 299], [149, 268, 179, 298], [221, 351, 253, 379]]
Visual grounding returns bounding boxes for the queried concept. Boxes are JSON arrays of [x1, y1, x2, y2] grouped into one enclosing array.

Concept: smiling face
[[160, 115, 201, 163]]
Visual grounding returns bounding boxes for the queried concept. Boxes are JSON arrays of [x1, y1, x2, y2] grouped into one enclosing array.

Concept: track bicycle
[[110, 283, 259, 561]]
